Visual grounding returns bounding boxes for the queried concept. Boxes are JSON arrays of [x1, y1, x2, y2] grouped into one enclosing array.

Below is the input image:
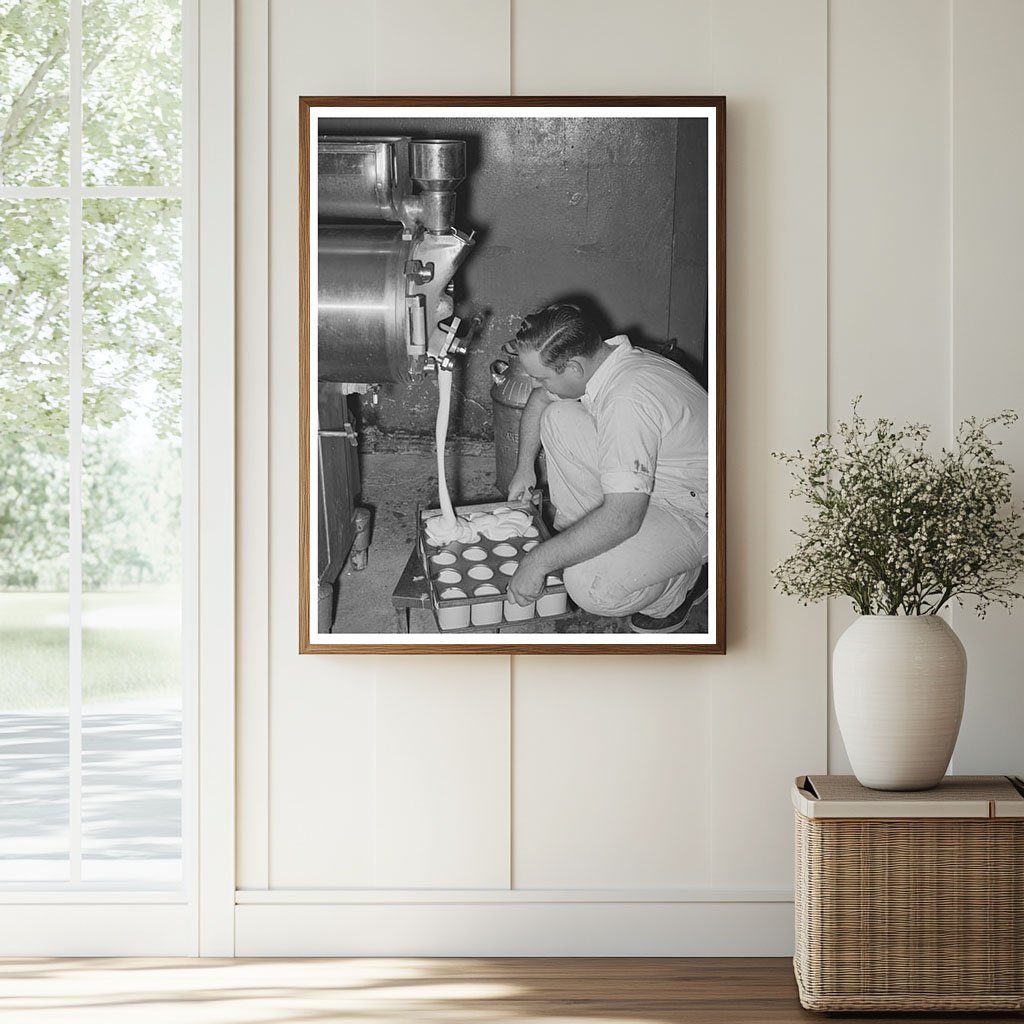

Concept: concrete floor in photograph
[[331, 451, 709, 636]]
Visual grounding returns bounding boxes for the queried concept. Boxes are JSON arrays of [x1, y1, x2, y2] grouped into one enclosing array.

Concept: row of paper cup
[[430, 540, 538, 568], [438, 574, 567, 630], [435, 563, 517, 585]]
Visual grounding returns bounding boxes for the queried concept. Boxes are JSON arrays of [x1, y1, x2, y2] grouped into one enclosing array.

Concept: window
[[0, 0, 192, 890]]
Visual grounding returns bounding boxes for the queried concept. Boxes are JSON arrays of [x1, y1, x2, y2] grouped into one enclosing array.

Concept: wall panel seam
[[825, 0, 833, 771], [507, 657, 514, 889], [946, 0, 957, 722], [508, 0, 514, 95]]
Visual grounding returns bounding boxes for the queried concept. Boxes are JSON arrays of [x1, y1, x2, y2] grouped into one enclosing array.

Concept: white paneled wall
[[513, 657, 713, 889], [373, 662, 511, 888], [511, 0, 712, 94], [234, 0, 1024, 953], [829, 0, 950, 426], [375, 1, 510, 94], [706, 0, 828, 889], [827, 0, 1024, 779], [826, 0, 952, 773], [262, 0, 375, 891], [949, 0, 1024, 777]]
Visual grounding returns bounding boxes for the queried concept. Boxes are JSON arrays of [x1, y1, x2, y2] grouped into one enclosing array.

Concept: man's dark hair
[[513, 303, 603, 372]]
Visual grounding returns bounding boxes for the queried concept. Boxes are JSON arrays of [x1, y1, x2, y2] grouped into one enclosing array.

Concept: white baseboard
[[0, 904, 196, 956], [235, 899, 795, 957]]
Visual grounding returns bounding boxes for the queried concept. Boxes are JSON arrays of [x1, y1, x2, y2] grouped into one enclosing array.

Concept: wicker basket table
[[793, 774, 1024, 1012]]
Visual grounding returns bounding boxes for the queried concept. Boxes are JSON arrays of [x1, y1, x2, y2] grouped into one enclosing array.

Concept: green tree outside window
[[1, 0, 183, 707]]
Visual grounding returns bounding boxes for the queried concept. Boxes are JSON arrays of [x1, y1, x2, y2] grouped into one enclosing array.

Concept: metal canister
[[318, 223, 412, 383], [490, 344, 538, 495]]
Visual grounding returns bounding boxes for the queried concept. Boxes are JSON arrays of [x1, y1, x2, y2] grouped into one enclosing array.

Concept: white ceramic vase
[[833, 615, 967, 791]]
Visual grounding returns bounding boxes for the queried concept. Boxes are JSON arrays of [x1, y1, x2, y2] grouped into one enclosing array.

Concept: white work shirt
[[580, 335, 708, 518]]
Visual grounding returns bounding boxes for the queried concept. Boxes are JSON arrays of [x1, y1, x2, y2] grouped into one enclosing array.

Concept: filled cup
[[522, 540, 539, 552], [537, 591, 567, 617], [430, 552, 457, 567], [437, 587, 470, 630], [498, 561, 518, 576], [471, 584, 503, 626], [435, 568, 462, 585], [468, 565, 494, 581], [462, 546, 488, 562], [503, 597, 535, 622], [484, 522, 520, 541], [492, 543, 517, 559], [537, 573, 566, 616]]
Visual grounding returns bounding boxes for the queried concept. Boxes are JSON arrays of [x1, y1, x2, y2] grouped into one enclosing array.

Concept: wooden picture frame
[[299, 97, 725, 654]]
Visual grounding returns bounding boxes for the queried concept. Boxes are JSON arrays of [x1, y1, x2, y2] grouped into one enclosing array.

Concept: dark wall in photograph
[[319, 116, 708, 440]]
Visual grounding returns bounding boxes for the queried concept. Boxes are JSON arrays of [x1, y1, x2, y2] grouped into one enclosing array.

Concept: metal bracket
[[436, 316, 465, 372], [320, 424, 358, 446], [406, 294, 427, 355], [404, 259, 434, 285]]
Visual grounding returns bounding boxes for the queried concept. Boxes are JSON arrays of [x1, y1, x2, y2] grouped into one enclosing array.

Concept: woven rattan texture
[[806, 774, 1023, 804], [794, 812, 1024, 1011]]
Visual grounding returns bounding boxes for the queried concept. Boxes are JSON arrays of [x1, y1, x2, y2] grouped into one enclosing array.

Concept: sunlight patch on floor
[[0, 958, 684, 1024], [0, 958, 678, 1024]]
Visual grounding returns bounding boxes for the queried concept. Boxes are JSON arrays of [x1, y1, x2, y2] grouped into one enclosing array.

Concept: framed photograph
[[299, 97, 725, 654]]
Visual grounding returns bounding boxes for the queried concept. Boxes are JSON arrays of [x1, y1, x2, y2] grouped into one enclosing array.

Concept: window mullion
[[68, 0, 83, 886], [0, 187, 184, 199]]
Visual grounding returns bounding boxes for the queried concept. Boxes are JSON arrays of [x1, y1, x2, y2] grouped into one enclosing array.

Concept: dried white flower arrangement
[[772, 400, 1024, 616]]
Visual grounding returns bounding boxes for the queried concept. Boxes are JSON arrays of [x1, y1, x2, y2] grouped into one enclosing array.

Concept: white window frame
[[195, 0, 236, 958], [0, 0, 234, 956]]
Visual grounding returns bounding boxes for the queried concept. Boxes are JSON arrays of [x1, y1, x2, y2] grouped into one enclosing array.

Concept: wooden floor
[[0, 957, 1019, 1023]]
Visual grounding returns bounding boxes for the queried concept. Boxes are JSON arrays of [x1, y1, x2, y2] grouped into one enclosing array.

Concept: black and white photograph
[[300, 98, 725, 653]]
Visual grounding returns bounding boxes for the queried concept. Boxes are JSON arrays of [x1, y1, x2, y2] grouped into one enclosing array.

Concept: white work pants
[[540, 401, 707, 618]]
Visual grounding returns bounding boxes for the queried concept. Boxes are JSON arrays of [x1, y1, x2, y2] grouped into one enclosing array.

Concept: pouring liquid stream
[[424, 367, 537, 547], [426, 370, 475, 545]]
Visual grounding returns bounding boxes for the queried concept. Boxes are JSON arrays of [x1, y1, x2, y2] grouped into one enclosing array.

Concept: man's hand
[[507, 466, 537, 502], [507, 549, 546, 606]]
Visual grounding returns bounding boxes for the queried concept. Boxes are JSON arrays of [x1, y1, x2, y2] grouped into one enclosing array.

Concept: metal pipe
[[409, 140, 466, 233]]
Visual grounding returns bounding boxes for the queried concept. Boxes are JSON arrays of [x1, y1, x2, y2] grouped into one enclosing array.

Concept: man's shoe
[[628, 562, 709, 633]]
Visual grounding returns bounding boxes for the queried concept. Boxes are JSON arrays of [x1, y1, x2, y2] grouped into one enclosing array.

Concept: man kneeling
[[506, 303, 709, 634]]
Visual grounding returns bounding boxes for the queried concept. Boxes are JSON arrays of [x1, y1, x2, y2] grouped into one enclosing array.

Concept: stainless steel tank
[[315, 135, 477, 632], [318, 224, 413, 383], [317, 136, 475, 384], [318, 137, 411, 224]]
